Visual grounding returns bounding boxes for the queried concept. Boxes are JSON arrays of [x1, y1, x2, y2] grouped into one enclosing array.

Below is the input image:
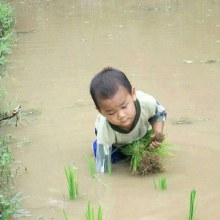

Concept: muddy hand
[[150, 141, 161, 148]]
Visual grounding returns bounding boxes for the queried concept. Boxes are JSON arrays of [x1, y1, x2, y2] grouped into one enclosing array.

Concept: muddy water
[[3, 0, 220, 219]]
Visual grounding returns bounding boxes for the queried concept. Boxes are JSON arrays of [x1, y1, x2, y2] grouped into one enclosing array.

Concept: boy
[[90, 67, 167, 173]]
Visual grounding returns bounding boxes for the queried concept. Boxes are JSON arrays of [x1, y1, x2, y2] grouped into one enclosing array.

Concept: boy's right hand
[[149, 140, 161, 149], [149, 133, 165, 149]]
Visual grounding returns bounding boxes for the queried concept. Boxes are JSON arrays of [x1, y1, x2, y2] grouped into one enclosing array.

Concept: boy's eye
[[122, 105, 127, 109], [107, 112, 115, 116]]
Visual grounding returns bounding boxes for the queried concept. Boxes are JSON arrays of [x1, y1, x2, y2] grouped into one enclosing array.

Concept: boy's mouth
[[120, 117, 127, 123]]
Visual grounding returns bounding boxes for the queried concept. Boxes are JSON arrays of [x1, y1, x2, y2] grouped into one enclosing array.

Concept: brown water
[[3, 0, 220, 219]]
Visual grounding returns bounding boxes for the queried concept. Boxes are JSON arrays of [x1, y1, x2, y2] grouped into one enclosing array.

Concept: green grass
[[0, 2, 15, 34], [0, 1, 16, 67], [0, 1, 15, 116], [0, 192, 30, 220], [0, 2, 27, 219], [86, 201, 103, 220], [0, 136, 30, 219], [0, 31, 15, 66], [0, 137, 12, 180], [188, 188, 197, 220], [64, 165, 78, 200], [0, 75, 6, 116]]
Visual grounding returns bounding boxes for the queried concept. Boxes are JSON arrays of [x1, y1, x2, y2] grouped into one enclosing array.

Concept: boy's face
[[98, 86, 137, 131]]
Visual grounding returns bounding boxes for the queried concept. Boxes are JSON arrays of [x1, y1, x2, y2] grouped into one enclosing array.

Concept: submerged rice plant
[[153, 179, 157, 189], [86, 201, 103, 220], [188, 188, 197, 220], [153, 176, 167, 190], [97, 206, 103, 220], [62, 209, 68, 220], [86, 156, 112, 191], [121, 129, 174, 175], [64, 165, 78, 200], [87, 156, 96, 178], [158, 176, 167, 190]]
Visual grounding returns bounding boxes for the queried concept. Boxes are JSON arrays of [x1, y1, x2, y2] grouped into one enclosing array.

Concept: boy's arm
[[148, 100, 167, 148], [151, 121, 164, 133], [95, 143, 112, 173]]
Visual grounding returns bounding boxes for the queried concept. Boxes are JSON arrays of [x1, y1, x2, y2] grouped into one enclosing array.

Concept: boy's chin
[[119, 122, 133, 130]]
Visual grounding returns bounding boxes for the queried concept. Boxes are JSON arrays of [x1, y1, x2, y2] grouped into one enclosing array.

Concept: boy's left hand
[[149, 141, 161, 149], [149, 132, 165, 148]]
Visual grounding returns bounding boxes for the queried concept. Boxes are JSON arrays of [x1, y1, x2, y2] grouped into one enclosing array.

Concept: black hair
[[90, 67, 132, 110]]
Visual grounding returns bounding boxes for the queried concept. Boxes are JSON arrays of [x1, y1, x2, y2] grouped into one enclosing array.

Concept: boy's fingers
[[150, 141, 161, 148]]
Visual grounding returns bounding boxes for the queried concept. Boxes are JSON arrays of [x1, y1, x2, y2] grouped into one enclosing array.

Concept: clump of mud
[[150, 132, 165, 143], [138, 154, 165, 175], [137, 133, 165, 175]]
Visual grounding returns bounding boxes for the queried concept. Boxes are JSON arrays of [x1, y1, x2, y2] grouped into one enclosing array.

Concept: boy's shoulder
[[136, 90, 157, 117], [136, 90, 156, 105]]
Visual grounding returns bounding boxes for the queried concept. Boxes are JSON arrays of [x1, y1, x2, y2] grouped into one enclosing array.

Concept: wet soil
[[3, 0, 220, 219]]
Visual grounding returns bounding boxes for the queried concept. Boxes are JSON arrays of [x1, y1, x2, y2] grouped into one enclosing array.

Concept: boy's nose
[[117, 110, 126, 120]]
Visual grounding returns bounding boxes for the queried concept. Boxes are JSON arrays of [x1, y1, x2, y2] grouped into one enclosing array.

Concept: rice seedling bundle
[[121, 129, 174, 175]]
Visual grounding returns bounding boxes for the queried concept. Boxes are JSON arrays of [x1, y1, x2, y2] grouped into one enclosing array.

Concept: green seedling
[[86, 201, 94, 220], [153, 179, 157, 189], [64, 165, 78, 200], [87, 155, 111, 177], [97, 206, 103, 220], [107, 162, 112, 175], [158, 176, 167, 190], [153, 177, 167, 190], [86, 201, 103, 220], [87, 156, 96, 178], [188, 188, 197, 220], [62, 209, 68, 220], [86, 156, 112, 191]]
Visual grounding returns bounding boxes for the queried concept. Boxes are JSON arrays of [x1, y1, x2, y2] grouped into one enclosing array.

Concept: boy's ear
[[131, 87, 137, 101]]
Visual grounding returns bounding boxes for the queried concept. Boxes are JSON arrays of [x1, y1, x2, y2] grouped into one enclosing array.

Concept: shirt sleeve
[[95, 142, 112, 173], [148, 100, 167, 123]]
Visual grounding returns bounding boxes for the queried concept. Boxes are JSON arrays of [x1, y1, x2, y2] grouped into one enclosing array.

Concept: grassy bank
[[0, 0, 15, 116], [0, 1, 26, 219]]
